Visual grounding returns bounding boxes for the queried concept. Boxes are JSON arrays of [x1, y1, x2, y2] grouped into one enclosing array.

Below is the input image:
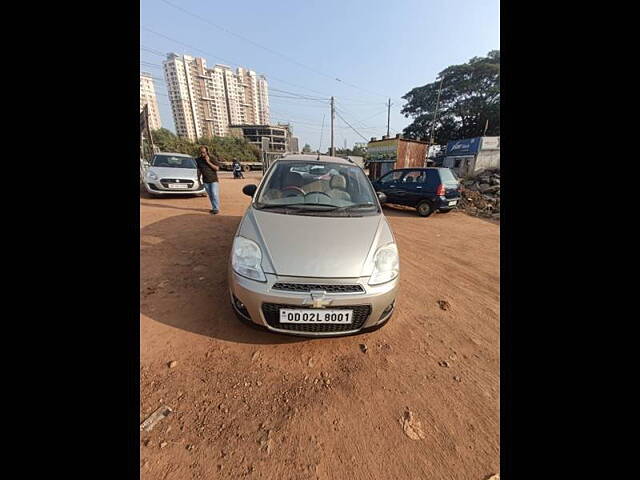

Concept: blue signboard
[[446, 137, 481, 156]]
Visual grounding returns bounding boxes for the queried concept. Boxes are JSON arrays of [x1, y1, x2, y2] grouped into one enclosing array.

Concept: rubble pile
[[457, 169, 500, 220]]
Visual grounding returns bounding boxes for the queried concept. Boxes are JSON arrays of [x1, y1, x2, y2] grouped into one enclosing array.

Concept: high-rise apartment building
[[163, 53, 270, 141], [140, 72, 162, 130]]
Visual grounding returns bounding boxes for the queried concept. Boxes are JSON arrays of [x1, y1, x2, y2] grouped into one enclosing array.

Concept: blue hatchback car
[[371, 167, 461, 217]]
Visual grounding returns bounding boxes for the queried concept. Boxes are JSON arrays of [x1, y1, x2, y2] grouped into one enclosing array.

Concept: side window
[[379, 171, 403, 184], [424, 170, 439, 187], [402, 170, 423, 183], [415, 171, 428, 183]]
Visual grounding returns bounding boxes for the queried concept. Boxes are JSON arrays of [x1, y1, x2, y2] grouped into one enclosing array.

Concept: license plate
[[279, 308, 354, 324], [448, 200, 458, 206], [168, 183, 189, 189]]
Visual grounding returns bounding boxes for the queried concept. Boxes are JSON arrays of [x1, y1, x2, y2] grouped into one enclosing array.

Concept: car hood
[[147, 166, 198, 179], [238, 208, 395, 278]]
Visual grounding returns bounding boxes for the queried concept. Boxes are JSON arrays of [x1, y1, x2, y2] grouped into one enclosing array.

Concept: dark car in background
[[371, 167, 461, 217]]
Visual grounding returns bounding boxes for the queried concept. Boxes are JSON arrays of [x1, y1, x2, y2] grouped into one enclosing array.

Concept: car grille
[[261, 303, 371, 333], [272, 283, 365, 293], [160, 178, 195, 188]]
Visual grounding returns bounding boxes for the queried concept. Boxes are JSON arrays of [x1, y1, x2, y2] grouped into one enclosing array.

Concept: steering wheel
[[281, 185, 305, 197], [304, 191, 332, 200]]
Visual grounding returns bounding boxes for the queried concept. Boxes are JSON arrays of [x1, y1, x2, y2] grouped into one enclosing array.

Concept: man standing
[[195, 145, 222, 214]]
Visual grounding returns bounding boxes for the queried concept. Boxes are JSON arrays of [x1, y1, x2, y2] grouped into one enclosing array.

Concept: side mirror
[[376, 191, 387, 204], [243, 184, 258, 197]]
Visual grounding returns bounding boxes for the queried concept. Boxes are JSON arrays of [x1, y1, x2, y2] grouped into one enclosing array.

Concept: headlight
[[368, 243, 399, 285], [147, 171, 158, 180], [232, 236, 267, 282]]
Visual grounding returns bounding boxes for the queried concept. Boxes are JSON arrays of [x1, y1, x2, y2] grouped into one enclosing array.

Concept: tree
[[401, 50, 500, 145], [352, 145, 367, 157], [149, 129, 261, 161], [197, 136, 261, 162], [334, 144, 366, 158], [302, 144, 312, 153]]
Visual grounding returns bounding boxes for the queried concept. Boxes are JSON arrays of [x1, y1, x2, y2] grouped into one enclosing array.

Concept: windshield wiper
[[254, 204, 292, 214], [286, 203, 338, 210], [333, 203, 377, 212]]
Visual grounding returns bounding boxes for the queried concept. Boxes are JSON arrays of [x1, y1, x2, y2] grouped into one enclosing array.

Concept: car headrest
[[405, 176, 414, 182], [284, 171, 304, 187], [330, 175, 346, 190]]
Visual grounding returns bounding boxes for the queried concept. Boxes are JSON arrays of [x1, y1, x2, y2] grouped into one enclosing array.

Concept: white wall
[[474, 150, 500, 172]]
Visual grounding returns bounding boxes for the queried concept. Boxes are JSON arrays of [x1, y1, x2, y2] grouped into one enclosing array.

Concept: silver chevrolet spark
[[228, 154, 399, 337]]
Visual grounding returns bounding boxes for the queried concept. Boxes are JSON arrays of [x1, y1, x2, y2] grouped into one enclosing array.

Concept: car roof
[[276, 154, 353, 165], [154, 152, 193, 157]]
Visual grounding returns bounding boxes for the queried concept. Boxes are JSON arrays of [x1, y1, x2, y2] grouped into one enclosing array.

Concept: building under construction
[[229, 123, 298, 162], [366, 135, 429, 180]]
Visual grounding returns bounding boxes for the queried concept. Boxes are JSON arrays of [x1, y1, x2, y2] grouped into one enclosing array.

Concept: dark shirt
[[195, 154, 221, 183]]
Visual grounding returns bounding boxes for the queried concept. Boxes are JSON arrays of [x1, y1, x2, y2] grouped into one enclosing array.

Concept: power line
[[269, 87, 328, 101], [269, 109, 326, 124], [141, 61, 163, 69], [359, 108, 389, 122], [159, 0, 389, 100], [268, 98, 329, 109], [140, 45, 166, 57], [335, 104, 398, 135], [334, 110, 369, 142], [335, 105, 379, 132], [142, 26, 336, 99], [142, 37, 387, 107]]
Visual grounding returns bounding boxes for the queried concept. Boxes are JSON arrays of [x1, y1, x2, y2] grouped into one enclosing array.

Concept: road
[[140, 175, 500, 480]]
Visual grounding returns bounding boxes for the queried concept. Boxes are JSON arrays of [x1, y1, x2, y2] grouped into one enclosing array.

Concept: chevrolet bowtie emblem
[[303, 290, 332, 308]]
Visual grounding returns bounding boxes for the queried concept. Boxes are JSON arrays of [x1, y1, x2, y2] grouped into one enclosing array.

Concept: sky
[[140, 0, 499, 151]]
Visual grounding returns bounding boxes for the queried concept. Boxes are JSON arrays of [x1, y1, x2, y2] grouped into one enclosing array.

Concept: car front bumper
[[228, 270, 399, 337], [144, 181, 206, 195]]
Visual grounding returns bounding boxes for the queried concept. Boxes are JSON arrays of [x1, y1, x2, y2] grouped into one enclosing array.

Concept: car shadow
[[139, 201, 211, 214], [381, 204, 419, 217], [140, 213, 305, 345], [139, 185, 211, 213]]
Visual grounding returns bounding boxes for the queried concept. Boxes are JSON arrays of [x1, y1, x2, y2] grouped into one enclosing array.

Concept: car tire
[[416, 201, 434, 217], [243, 165, 251, 172], [438, 208, 453, 214]]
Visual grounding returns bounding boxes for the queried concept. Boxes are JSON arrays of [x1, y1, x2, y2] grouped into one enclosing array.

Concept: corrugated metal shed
[[366, 135, 428, 180]]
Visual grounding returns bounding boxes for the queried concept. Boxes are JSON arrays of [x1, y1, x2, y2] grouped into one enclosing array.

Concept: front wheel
[[416, 201, 434, 217], [243, 165, 251, 172]]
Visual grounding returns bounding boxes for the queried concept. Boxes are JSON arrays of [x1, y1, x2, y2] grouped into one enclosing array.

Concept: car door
[[397, 169, 427, 206], [374, 170, 404, 203]]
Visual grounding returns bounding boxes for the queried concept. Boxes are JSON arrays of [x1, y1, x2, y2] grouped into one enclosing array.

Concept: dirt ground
[[140, 172, 500, 480]]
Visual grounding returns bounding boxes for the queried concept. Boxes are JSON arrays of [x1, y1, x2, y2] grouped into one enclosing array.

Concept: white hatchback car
[[142, 152, 206, 196]]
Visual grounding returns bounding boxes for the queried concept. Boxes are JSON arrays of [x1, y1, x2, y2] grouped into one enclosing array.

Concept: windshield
[[255, 161, 379, 216], [438, 168, 459, 184], [151, 155, 196, 169]]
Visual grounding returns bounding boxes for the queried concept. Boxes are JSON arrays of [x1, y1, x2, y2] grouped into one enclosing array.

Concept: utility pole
[[387, 98, 391, 137], [330, 96, 335, 156], [483, 119, 489, 136], [318, 114, 325, 153], [429, 77, 444, 146]]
